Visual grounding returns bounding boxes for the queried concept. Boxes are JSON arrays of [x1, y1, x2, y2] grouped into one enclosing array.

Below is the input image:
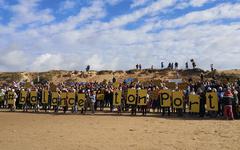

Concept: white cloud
[[0, 50, 28, 71], [9, 0, 55, 27], [157, 3, 240, 29], [85, 54, 104, 70], [0, 1, 240, 71], [31, 53, 63, 71], [101, 0, 176, 29], [40, 0, 106, 33], [175, 0, 216, 9]]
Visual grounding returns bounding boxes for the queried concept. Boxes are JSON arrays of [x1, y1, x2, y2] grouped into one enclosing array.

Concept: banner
[[60, 92, 67, 107], [68, 92, 75, 107], [42, 90, 48, 104], [7, 91, 15, 105], [172, 91, 184, 109], [19, 90, 27, 105], [113, 90, 122, 106], [97, 94, 105, 101], [30, 91, 37, 104], [127, 89, 136, 105], [51, 92, 59, 106], [77, 94, 86, 109], [168, 79, 182, 84], [137, 89, 147, 105], [160, 90, 171, 107], [206, 92, 218, 111], [189, 94, 200, 113]]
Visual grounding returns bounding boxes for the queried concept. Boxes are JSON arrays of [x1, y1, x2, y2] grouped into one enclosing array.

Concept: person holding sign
[[67, 91, 76, 113], [206, 89, 219, 117], [160, 89, 171, 116], [51, 91, 60, 112], [172, 90, 184, 117], [22, 88, 30, 112], [61, 89, 68, 113], [41, 87, 50, 112], [198, 88, 206, 118], [19, 88, 27, 110], [77, 90, 86, 114], [127, 88, 137, 115], [113, 90, 122, 114], [30, 88, 39, 112], [7, 89, 18, 112], [137, 89, 149, 116], [95, 90, 105, 111]]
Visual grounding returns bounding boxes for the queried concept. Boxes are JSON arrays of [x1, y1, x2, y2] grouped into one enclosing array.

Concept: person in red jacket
[[223, 89, 234, 120]]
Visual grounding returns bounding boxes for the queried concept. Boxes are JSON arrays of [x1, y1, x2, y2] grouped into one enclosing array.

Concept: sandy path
[[0, 112, 239, 150]]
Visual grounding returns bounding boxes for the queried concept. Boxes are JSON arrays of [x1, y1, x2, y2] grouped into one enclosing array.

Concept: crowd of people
[[137, 59, 200, 70], [0, 78, 239, 120]]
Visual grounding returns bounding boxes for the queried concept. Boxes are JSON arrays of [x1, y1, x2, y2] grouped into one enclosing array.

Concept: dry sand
[[0, 111, 240, 150]]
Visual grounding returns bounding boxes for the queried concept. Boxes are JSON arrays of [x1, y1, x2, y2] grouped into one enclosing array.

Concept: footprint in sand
[[129, 128, 136, 132]]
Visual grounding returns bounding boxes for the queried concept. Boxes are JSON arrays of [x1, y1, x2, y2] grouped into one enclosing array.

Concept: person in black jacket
[[197, 87, 206, 118]]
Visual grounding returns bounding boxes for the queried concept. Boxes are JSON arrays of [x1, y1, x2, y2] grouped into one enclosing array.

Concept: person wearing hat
[[223, 89, 234, 120]]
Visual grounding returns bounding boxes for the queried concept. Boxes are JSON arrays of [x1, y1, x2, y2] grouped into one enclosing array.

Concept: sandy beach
[[0, 111, 239, 150]]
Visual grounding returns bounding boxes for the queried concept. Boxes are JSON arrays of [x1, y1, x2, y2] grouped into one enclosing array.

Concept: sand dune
[[0, 111, 239, 150]]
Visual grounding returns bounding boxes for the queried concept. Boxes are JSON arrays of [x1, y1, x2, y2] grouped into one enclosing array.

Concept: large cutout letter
[[189, 94, 200, 113], [113, 90, 122, 106], [60, 92, 67, 107], [8, 92, 14, 105], [206, 92, 218, 111], [30, 91, 37, 104], [20, 91, 27, 105], [68, 92, 75, 107], [127, 89, 136, 105], [77, 94, 86, 109], [160, 90, 171, 107], [172, 91, 183, 109], [51, 92, 58, 106], [137, 90, 147, 106], [42, 90, 49, 104]]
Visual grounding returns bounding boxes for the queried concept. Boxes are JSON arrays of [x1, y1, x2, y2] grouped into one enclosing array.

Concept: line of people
[[0, 79, 239, 119]]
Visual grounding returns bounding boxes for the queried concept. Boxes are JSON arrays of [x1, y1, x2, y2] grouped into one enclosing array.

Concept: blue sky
[[0, 0, 240, 71]]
